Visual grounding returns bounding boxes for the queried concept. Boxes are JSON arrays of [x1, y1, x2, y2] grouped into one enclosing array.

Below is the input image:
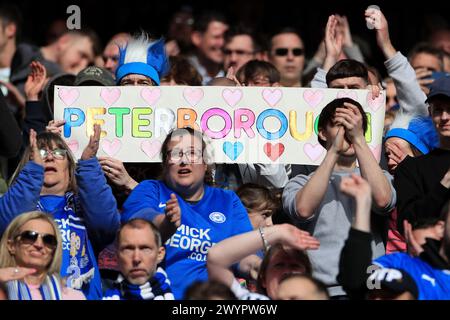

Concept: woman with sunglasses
[[0, 211, 85, 300], [121, 127, 254, 299], [0, 126, 119, 300]]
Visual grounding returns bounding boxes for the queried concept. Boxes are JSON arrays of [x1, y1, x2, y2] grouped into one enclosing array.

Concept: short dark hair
[[326, 59, 369, 87], [269, 27, 303, 51], [317, 98, 368, 148], [184, 280, 237, 300], [117, 218, 162, 248], [162, 56, 203, 86], [193, 11, 227, 33], [408, 42, 444, 71], [411, 201, 449, 230], [224, 24, 258, 52], [236, 60, 280, 85], [0, 4, 22, 40]]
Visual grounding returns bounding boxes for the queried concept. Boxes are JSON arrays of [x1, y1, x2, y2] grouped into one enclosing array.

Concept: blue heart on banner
[[223, 142, 244, 161]]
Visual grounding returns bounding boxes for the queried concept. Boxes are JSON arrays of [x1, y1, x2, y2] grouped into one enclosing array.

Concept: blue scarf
[[37, 193, 95, 290], [103, 267, 174, 300], [6, 274, 62, 300]]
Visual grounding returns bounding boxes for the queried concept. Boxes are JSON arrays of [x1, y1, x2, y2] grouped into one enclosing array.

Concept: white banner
[[54, 85, 386, 164]]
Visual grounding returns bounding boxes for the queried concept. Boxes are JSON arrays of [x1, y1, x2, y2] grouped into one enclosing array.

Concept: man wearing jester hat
[[115, 32, 169, 86]]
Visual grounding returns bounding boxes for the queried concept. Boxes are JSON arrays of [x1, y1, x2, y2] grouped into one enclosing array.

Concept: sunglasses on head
[[274, 47, 304, 56], [15, 230, 58, 249]]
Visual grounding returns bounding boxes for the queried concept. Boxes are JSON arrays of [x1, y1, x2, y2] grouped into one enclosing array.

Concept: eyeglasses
[[167, 148, 203, 163], [223, 48, 254, 56], [15, 230, 58, 249], [39, 148, 67, 160], [273, 47, 304, 56]]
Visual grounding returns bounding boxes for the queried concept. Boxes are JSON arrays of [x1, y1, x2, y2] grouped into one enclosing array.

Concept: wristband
[[259, 227, 271, 253]]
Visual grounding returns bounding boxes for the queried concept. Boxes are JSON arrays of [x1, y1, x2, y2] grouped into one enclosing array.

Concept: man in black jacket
[[394, 76, 450, 235]]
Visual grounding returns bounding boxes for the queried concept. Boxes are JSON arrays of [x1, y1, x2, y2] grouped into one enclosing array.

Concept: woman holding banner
[[0, 125, 119, 300], [121, 127, 254, 299]]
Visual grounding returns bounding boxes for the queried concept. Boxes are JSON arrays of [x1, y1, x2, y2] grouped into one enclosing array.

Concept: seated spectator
[[282, 98, 395, 298], [160, 56, 203, 86], [121, 127, 253, 299], [394, 76, 450, 235], [0, 128, 119, 299], [236, 183, 278, 230], [103, 212, 174, 300], [0, 211, 85, 300], [338, 174, 450, 299], [207, 223, 319, 299]]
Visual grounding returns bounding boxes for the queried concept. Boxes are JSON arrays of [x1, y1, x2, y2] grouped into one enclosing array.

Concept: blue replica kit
[[0, 158, 119, 300], [374, 253, 450, 300], [122, 180, 253, 299]]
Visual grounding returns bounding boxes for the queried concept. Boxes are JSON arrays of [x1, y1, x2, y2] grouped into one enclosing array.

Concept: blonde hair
[[0, 211, 63, 279]]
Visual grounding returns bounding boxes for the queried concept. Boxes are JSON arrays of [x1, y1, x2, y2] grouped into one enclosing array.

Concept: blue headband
[[385, 128, 429, 154], [116, 62, 160, 85]]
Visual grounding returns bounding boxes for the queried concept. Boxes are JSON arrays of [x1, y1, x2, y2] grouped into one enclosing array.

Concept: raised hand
[[46, 119, 66, 135], [366, 7, 397, 60], [415, 68, 433, 95], [81, 124, 101, 160], [25, 61, 47, 101], [98, 156, 138, 192], [385, 139, 409, 171], [226, 67, 242, 86], [334, 102, 365, 144], [323, 14, 344, 71], [336, 15, 353, 48], [340, 174, 372, 201], [29, 128, 44, 166], [278, 224, 320, 251], [165, 193, 181, 228], [404, 220, 424, 256]]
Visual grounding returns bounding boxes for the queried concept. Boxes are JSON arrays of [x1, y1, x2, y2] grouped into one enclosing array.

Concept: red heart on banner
[[263, 143, 285, 161]]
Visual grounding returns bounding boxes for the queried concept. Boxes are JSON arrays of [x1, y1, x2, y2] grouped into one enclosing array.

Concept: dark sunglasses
[[15, 230, 58, 249], [274, 47, 304, 56]]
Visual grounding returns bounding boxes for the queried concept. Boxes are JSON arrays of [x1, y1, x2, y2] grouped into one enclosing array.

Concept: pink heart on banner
[[141, 88, 161, 105], [58, 88, 79, 106], [101, 139, 122, 157], [67, 140, 79, 154], [370, 144, 382, 162], [141, 140, 162, 159], [222, 88, 243, 107], [367, 91, 385, 111], [183, 88, 204, 106], [100, 88, 121, 105], [303, 89, 324, 108], [262, 89, 282, 106], [303, 143, 325, 162], [337, 90, 358, 100]]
